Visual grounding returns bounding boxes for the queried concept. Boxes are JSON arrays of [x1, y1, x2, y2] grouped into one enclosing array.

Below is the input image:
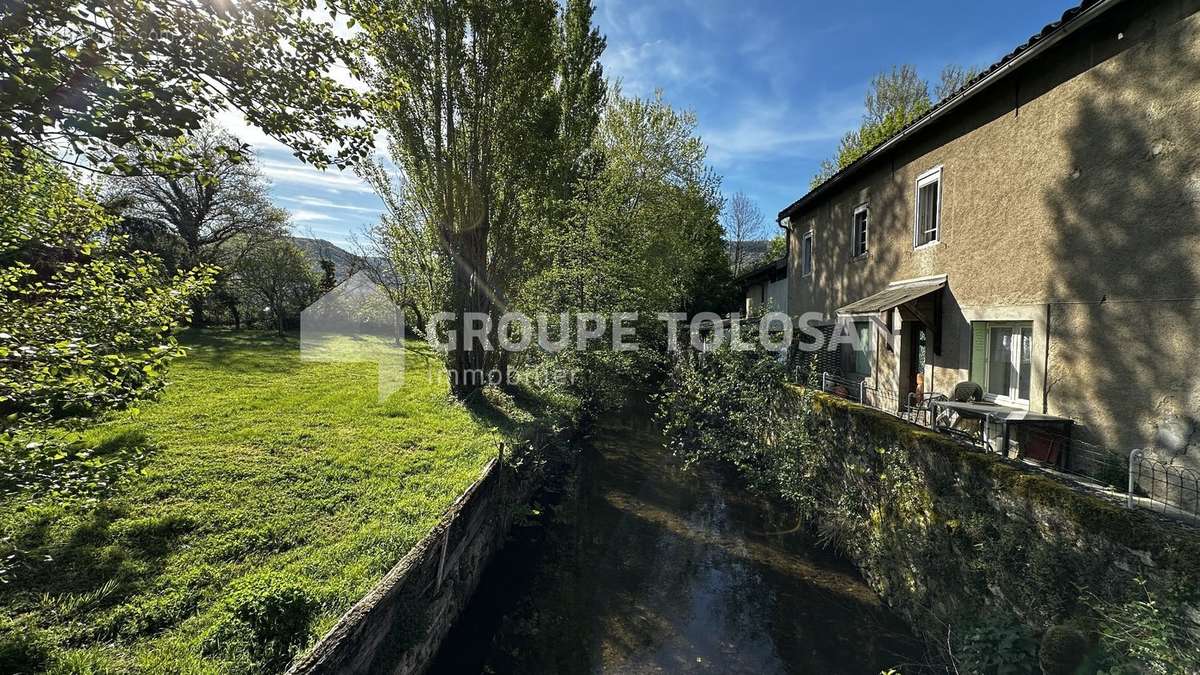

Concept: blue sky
[[234, 0, 1067, 249]]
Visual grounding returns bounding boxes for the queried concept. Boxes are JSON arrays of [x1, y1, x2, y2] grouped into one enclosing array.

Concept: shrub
[[954, 614, 1039, 675], [0, 147, 213, 502], [1088, 579, 1200, 674], [1039, 624, 1091, 675], [0, 627, 49, 675], [203, 574, 319, 671]]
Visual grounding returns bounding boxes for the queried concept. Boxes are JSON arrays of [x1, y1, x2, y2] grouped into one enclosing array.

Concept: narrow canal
[[430, 414, 926, 674]]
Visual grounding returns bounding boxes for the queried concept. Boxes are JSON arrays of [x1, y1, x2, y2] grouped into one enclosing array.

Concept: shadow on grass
[[0, 430, 155, 503], [460, 383, 578, 448]]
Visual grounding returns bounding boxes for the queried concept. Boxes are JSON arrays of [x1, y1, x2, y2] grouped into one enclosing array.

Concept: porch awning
[[835, 278, 945, 316]]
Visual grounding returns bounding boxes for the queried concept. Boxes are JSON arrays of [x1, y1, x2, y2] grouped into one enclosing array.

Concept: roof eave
[[779, 0, 1123, 221]]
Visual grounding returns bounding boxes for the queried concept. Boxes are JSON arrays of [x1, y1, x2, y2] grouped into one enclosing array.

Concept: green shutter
[[969, 322, 987, 386]]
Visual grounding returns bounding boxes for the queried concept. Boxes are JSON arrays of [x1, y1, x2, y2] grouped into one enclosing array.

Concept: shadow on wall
[[1043, 11, 1200, 473], [794, 164, 907, 388]]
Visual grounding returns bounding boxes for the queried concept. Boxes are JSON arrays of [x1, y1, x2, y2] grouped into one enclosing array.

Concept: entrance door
[[908, 324, 928, 405]]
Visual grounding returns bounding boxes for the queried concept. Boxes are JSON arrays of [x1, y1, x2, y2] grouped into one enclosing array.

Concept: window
[[915, 167, 942, 247], [801, 230, 813, 277], [972, 322, 1032, 404], [852, 204, 869, 258], [848, 320, 873, 375]]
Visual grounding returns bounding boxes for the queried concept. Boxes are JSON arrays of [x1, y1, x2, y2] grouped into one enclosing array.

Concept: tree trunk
[[447, 261, 490, 398], [190, 295, 206, 328]]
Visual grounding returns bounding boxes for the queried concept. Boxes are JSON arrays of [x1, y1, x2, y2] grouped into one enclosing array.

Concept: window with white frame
[[914, 167, 941, 247], [852, 204, 868, 258], [983, 323, 1032, 404], [801, 230, 813, 277]]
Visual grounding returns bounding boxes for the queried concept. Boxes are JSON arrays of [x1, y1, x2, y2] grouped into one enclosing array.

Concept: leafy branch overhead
[[0, 0, 377, 172], [811, 63, 980, 189], [0, 148, 214, 502]]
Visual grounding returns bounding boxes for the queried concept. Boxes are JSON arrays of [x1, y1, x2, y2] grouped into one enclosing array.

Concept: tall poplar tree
[[356, 0, 559, 395]]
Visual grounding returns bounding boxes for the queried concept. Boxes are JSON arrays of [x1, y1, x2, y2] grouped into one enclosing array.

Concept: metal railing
[[819, 371, 866, 404], [1127, 449, 1200, 519]]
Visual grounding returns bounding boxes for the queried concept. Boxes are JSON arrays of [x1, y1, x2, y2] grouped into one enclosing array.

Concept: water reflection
[[430, 416, 925, 674]]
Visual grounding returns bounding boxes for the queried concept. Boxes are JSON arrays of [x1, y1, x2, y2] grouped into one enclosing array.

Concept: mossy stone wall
[[804, 392, 1200, 648]]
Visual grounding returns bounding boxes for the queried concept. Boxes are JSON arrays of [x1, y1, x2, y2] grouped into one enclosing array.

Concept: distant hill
[[726, 239, 772, 271], [290, 237, 364, 282]]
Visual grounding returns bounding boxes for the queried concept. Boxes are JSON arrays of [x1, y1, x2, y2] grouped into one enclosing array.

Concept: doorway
[[907, 324, 928, 405]]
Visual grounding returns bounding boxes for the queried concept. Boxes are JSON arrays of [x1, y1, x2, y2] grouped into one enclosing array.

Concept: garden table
[[930, 400, 1074, 468]]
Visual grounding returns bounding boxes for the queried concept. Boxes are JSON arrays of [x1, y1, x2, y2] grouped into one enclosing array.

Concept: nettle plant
[[0, 148, 213, 503]]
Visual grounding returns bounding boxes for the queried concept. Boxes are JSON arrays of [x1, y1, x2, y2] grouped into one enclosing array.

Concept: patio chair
[[952, 381, 983, 402], [905, 392, 946, 427]]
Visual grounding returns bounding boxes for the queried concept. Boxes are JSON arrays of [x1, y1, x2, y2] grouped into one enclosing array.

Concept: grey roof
[[780, 0, 1116, 221], [733, 255, 787, 284], [836, 278, 945, 316]]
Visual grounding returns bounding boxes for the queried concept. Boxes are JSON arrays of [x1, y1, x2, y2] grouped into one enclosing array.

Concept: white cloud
[[258, 157, 376, 194], [214, 108, 290, 153], [289, 209, 337, 224], [603, 39, 718, 97], [702, 93, 862, 165], [281, 195, 379, 214]]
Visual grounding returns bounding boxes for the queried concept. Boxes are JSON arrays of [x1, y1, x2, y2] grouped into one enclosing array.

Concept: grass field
[[0, 330, 566, 673]]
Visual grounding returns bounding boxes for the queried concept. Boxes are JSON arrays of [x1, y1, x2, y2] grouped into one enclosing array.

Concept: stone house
[[778, 0, 1200, 473]]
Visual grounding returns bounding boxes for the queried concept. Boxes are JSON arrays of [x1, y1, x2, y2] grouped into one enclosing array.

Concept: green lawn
[[0, 330, 564, 673]]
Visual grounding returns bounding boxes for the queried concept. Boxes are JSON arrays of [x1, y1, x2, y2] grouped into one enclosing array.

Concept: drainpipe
[[778, 215, 793, 319], [1043, 303, 1052, 414]]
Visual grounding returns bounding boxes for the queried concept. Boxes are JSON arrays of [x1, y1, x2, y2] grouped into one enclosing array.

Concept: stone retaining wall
[[804, 392, 1200, 667], [287, 444, 540, 675]]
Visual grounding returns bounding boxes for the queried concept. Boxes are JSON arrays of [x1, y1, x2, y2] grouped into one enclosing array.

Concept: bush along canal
[[429, 414, 925, 674]]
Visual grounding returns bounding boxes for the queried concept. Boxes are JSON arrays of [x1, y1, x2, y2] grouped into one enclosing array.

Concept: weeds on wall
[[655, 340, 1200, 674]]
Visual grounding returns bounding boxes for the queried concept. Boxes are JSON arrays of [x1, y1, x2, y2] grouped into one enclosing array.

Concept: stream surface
[[429, 414, 925, 674]]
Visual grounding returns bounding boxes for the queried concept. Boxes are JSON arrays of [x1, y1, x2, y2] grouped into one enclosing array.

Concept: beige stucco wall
[[785, 0, 1200, 461]]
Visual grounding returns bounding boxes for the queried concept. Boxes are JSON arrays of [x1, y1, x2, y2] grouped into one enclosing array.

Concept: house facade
[[735, 256, 788, 317], [780, 0, 1200, 469]]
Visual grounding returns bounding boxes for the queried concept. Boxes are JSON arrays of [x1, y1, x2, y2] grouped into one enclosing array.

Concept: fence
[[1127, 449, 1200, 520]]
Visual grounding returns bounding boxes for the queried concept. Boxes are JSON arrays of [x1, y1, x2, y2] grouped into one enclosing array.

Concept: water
[[430, 415, 926, 674]]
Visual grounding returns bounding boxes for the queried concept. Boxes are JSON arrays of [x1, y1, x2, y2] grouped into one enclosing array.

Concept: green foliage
[[358, 0, 561, 394], [811, 63, 978, 188], [234, 238, 319, 334], [935, 64, 983, 101], [203, 575, 319, 671], [658, 343, 1200, 672], [655, 337, 823, 506], [103, 124, 289, 274], [765, 234, 787, 261], [524, 89, 734, 411], [0, 331, 574, 672], [318, 259, 337, 294], [1088, 579, 1200, 674], [955, 614, 1040, 675], [557, 0, 608, 184], [0, 627, 49, 674], [1038, 624, 1091, 675], [0, 148, 213, 501], [1, 0, 373, 171]]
